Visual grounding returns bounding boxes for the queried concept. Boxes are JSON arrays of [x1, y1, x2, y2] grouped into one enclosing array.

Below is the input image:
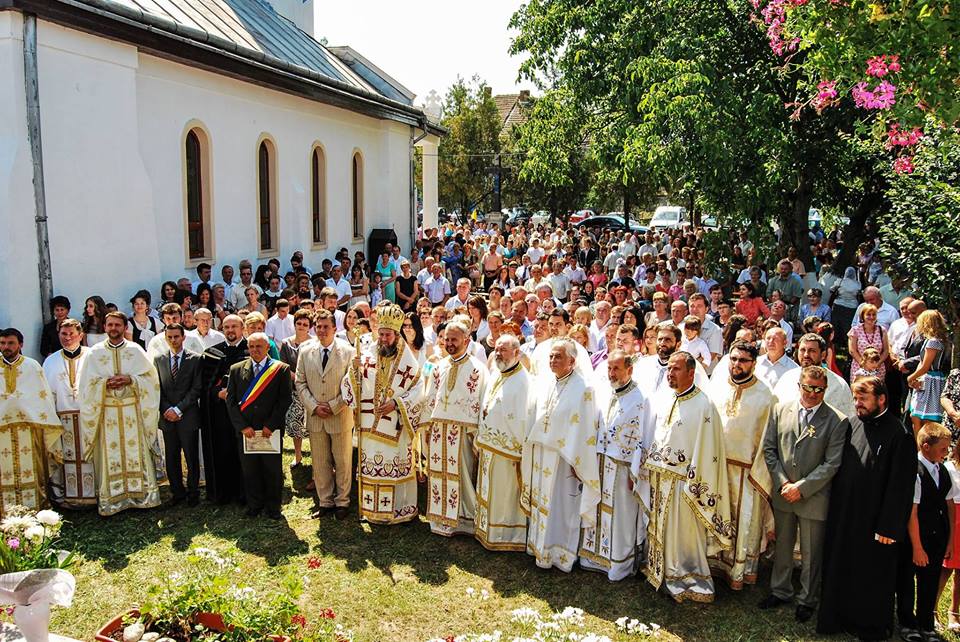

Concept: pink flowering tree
[[751, 0, 959, 172]]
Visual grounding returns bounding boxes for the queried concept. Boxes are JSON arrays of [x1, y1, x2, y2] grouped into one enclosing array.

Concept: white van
[[649, 205, 689, 230]]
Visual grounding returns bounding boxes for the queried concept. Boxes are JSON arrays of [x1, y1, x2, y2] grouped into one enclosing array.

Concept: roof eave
[[5, 0, 445, 137]]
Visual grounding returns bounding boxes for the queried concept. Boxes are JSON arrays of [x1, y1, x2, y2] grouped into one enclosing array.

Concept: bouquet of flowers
[[0, 507, 76, 642], [0, 507, 75, 573]]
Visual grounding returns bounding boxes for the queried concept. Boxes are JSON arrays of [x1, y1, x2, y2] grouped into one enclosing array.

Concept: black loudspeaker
[[368, 228, 399, 263]]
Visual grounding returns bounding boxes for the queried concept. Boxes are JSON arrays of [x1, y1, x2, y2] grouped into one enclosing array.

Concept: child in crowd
[[680, 315, 711, 367], [940, 436, 960, 632], [857, 347, 883, 379], [898, 422, 956, 642]]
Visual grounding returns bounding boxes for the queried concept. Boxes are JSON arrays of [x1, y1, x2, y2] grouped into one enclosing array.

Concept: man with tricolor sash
[[226, 332, 291, 520]]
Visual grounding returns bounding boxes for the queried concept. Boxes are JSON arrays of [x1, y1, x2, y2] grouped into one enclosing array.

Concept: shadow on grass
[[61, 483, 309, 572]]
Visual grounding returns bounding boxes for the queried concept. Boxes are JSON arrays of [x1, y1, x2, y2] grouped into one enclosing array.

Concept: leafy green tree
[[437, 77, 502, 215], [509, 0, 889, 268], [880, 125, 960, 362]]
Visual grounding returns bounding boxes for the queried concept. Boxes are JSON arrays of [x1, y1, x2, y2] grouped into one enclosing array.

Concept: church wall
[[0, 11, 40, 339], [134, 54, 413, 280], [0, 16, 414, 357]]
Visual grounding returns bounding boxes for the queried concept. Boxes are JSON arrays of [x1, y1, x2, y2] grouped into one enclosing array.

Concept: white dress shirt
[[265, 313, 295, 343]]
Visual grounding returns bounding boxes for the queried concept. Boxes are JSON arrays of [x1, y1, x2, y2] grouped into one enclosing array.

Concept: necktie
[[171, 354, 179, 380], [322, 348, 329, 371], [934, 463, 941, 487], [254, 362, 261, 378]]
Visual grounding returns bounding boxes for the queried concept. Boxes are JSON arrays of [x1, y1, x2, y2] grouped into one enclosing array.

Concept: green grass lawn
[[49, 444, 958, 642]]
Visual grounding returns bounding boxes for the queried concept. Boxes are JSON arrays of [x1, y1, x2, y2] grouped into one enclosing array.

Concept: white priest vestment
[[341, 340, 424, 524], [773, 367, 855, 418], [580, 380, 655, 580], [641, 386, 733, 602], [707, 375, 775, 589], [42, 348, 97, 506], [79, 340, 161, 515], [521, 370, 601, 572], [475, 362, 534, 551], [421, 351, 488, 536], [632, 356, 709, 401], [0, 356, 62, 516]]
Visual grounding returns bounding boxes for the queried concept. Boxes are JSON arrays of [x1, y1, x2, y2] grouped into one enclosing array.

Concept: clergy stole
[[341, 340, 424, 524], [421, 353, 487, 535], [79, 341, 161, 516], [0, 356, 62, 516], [475, 364, 533, 551], [581, 383, 655, 581], [521, 371, 601, 572], [42, 349, 97, 506], [707, 376, 775, 589], [643, 387, 734, 602]]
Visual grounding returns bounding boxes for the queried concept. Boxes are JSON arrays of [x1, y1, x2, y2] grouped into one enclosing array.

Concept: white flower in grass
[[535, 620, 561, 633], [35, 510, 60, 526], [578, 635, 612, 642], [24, 525, 45, 541], [480, 589, 490, 601], [510, 607, 541, 625], [230, 586, 257, 600], [466, 587, 476, 596], [553, 607, 584, 626]]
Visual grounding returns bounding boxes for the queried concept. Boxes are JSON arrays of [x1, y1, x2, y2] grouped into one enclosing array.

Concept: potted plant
[[0, 507, 77, 642], [96, 548, 349, 642]]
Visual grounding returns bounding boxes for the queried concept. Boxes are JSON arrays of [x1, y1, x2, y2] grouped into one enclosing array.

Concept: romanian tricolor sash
[[240, 359, 283, 412]]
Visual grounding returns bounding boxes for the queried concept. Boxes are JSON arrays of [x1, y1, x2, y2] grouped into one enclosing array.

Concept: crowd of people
[[2, 217, 959, 642]]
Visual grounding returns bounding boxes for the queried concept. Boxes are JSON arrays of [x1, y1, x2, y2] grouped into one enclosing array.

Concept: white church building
[[0, 0, 442, 354]]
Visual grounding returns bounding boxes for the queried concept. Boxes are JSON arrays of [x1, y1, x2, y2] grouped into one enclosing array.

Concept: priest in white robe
[[78, 312, 162, 516], [707, 340, 775, 589], [521, 338, 601, 572], [420, 320, 487, 536], [341, 303, 424, 524], [42, 319, 97, 507], [475, 334, 534, 551], [639, 351, 734, 602], [0, 328, 62, 516], [633, 324, 709, 400], [580, 349, 655, 581], [773, 333, 855, 417]]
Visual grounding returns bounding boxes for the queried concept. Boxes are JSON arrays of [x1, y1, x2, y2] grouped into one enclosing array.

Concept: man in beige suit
[[295, 309, 356, 520]]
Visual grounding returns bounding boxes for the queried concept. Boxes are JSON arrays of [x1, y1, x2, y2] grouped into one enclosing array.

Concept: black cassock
[[200, 340, 249, 504], [817, 410, 916, 640]]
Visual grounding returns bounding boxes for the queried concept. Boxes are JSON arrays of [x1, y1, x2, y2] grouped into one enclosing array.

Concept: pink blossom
[[852, 81, 896, 110], [813, 80, 838, 110], [6, 538, 19, 550], [886, 124, 923, 148], [866, 54, 902, 78], [892, 156, 915, 174]]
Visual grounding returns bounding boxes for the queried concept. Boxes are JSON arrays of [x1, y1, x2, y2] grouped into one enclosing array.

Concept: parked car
[[648, 205, 690, 230], [569, 209, 596, 224], [573, 214, 648, 233]]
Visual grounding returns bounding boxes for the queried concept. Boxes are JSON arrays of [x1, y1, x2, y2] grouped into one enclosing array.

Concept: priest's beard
[[731, 370, 754, 384], [495, 357, 517, 372], [378, 342, 398, 358]]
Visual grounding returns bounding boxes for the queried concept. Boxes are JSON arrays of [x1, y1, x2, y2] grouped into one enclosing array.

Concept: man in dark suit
[[155, 323, 204, 506], [226, 332, 291, 519], [759, 365, 848, 623]]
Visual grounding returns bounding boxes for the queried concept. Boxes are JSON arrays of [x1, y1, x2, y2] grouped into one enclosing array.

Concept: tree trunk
[[832, 190, 882, 275], [623, 186, 632, 230], [779, 168, 815, 269]]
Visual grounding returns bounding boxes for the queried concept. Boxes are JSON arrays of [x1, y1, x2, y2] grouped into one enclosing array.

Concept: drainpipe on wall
[[410, 120, 429, 252], [22, 13, 54, 326]]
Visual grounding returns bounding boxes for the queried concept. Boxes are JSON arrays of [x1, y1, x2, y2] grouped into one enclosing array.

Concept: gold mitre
[[377, 303, 405, 333]]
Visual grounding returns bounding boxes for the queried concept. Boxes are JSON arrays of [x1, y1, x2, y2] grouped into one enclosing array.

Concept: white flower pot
[[14, 602, 51, 642]]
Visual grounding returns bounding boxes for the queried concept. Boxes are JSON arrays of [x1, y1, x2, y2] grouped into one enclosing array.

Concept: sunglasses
[[799, 383, 826, 394], [729, 356, 754, 363]]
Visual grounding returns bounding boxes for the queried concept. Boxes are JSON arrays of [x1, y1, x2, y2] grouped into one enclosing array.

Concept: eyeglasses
[[402, 323, 413, 329], [799, 383, 826, 394], [728, 356, 754, 363]]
